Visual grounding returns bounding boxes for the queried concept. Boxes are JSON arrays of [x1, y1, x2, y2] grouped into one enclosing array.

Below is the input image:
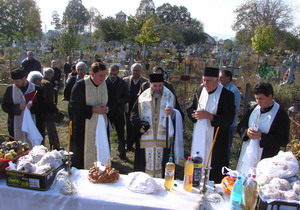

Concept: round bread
[[88, 165, 119, 184]]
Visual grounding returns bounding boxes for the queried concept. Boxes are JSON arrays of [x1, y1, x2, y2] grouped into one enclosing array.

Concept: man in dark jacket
[[28, 70, 60, 150], [63, 62, 87, 120], [106, 64, 130, 160], [50, 60, 61, 105], [21, 51, 42, 75]]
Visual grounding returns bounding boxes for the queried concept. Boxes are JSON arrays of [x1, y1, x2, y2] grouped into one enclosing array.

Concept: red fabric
[[24, 91, 38, 103]]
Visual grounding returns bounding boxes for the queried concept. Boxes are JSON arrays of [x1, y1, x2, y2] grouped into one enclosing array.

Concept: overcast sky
[[36, 0, 300, 40]]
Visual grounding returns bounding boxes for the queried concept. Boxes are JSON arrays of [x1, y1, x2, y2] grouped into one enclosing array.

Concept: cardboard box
[[5, 164, 64, 191]]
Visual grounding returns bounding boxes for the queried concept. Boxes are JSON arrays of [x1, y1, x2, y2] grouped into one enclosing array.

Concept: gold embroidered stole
[[12, 82, 36, 146], [138, 87, 175, 177], [84, 77, 108, 169]]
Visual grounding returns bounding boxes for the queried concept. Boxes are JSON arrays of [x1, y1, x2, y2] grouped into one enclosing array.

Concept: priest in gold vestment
[[70, 62, 110, 169], [131, 73, 183, 178]]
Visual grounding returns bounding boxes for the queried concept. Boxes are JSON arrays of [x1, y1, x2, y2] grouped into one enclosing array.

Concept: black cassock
[[69, 79, 94, 169], [1, 84, 43, 139], [237, 103, 290, 160], [186, 85, 235, 183]]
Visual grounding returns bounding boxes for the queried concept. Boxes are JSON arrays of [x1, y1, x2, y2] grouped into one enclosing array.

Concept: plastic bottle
[[192, 152, 203, 187], [230, 176, 243, 210], [243, 174, 258, 210], [164, 156, 175, 191], [183, 157, 194, 192]]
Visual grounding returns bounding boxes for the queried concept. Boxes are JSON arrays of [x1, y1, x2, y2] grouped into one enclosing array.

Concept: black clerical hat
[[11, 68, 26, 80], [204, 67, 219, 77], [149, 73, 164, 82]]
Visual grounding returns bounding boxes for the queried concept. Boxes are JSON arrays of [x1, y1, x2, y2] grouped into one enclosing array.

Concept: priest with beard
[[186, 67, 235, 183], [130, 73, 184, 178], [69, 62, 110, 169], [2, 68, 43, 147]]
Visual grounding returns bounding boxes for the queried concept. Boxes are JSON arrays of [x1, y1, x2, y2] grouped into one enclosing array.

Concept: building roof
[[116, 11, 126, 16]]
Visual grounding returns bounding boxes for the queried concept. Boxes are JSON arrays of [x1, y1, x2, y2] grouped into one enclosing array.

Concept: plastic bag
[[256, 151, 299, 183], [125, 172, 161, 194]]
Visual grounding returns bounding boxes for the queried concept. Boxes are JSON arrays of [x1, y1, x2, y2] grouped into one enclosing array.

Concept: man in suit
[[123, 63, 148, 151], [106, 64, 130, 160]]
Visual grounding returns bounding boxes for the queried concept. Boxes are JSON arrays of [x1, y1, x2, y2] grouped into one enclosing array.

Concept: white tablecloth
[[0, 170, 200, 210]]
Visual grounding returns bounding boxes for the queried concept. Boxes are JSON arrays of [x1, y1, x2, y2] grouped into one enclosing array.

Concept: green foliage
[[182, 27, 206, 46], [126, 15, 147, 42], [0, 0, 42, 43], [156, 3, 204, 45], [257, 63, 276, 80], [233, 0, 293, 45], [135, 17, 160, 46], [156, 3, 191, 25], [62, 0, 89, 34], [136, 0, 155, 16], [273, 83, 300, 110], [251, 24, 275, 54], [275, 30, 300, 53], [93, 17, 127, 42], [54, 22, 79, 56], [51, 10, 62, 30]]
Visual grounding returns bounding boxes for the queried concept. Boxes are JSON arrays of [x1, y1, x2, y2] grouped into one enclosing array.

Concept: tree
[[55, 21, 79, 56], [136, 0, 155, 16], [251, 24, 276, 80], [135, 17, 160, 45], [275, 30, 300, 53], [233, 0, 294, 43], [51, 10, 62, 30], [127, 15, 147, 42], [93, 17, 127, 42], [156, 3, 191, 25], [156, 3, 205, 45], [135, 17, 160, 60], [62, 0, 89, 34], [0, 0, 42, 44], [251, 24, 275, 54]]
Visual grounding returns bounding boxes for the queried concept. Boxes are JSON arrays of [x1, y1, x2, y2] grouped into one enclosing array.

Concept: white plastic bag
[[256, 151, 299, 184], [125, 172, 161, 194]]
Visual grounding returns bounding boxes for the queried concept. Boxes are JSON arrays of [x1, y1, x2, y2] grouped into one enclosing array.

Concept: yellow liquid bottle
[[164, 156, 175, 191], [183, 157, 194, 192]]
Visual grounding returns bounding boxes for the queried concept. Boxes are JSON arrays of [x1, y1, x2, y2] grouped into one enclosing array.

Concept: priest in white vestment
[[131, 73, 184, 178]]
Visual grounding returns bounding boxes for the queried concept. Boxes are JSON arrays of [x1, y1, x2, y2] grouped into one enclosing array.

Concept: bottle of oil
[[164, 155, 175, 191], [183, 156, 194, 192]]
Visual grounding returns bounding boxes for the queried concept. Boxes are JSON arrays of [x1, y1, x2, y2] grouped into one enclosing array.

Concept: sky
[[36, 0, 300, 40]]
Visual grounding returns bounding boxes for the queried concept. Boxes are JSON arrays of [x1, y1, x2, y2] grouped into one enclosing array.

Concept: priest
[[131, 73, 184, 178], [2, 68, 43, 146], [186, 67, 235, 183], [70, 62, 110, 169], [236, 82, 290, 174]]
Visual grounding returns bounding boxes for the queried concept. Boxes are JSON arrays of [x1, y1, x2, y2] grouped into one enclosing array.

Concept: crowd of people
[[1, 51, 290, 183]]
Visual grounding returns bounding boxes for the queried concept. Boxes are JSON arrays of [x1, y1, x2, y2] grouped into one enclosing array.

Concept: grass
[[0, 82, 244, 180]]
